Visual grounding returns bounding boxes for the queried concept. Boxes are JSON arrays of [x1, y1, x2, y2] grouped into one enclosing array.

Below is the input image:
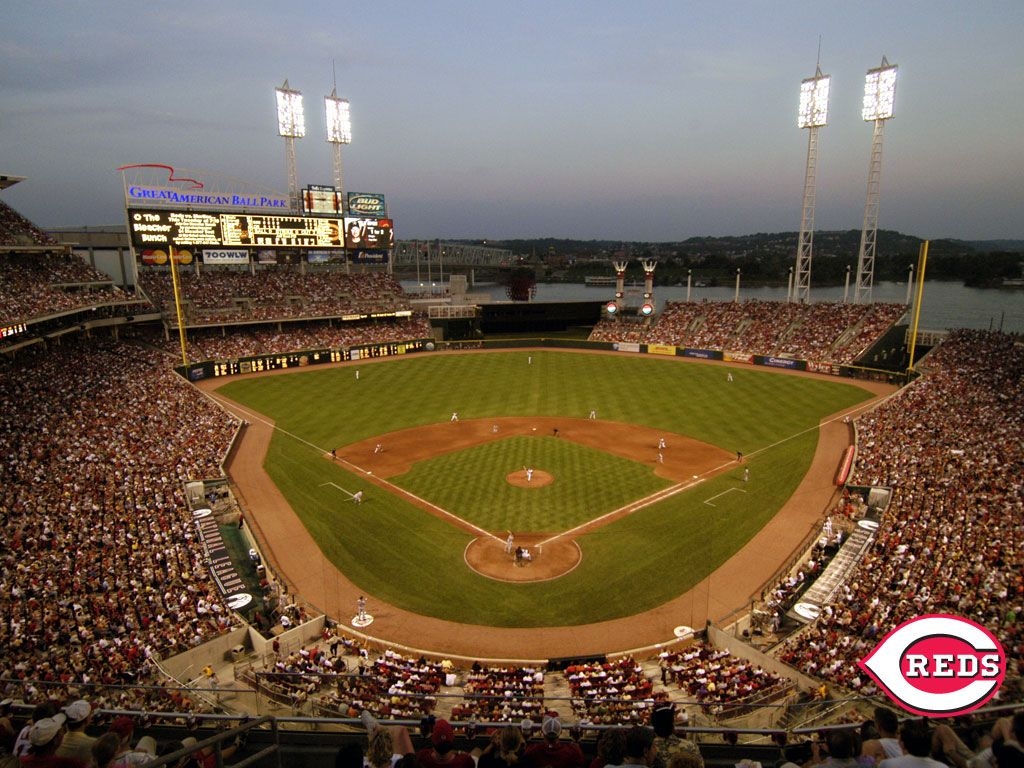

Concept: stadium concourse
[[1, 198, 1021, 764]]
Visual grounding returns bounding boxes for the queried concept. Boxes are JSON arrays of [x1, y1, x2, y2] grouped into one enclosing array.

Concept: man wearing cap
[[55, 701, 95, 765], [525, 715, 584, 768], [20, 713, 84, 768], [416, 719, 474, 768]]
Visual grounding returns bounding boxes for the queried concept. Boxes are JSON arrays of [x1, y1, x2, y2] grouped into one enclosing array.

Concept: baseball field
[[210, 349, 886, 657]]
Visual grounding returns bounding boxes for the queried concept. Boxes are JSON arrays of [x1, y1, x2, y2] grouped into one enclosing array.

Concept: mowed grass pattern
[[219, 350, 872, 626], [394, 436, 671, 532]]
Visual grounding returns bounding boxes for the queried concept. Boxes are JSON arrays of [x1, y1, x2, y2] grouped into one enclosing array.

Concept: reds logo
[[858, 614, 1006, 717]]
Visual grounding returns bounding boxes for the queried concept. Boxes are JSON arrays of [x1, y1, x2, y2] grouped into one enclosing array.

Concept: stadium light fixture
[[862, 58, 898, 121], [325, 93, 352, 145], [793, 65, 830, 303], [275, 81, 306, 138], [798, 72, 830, 129], [854, 56, 899, 304]]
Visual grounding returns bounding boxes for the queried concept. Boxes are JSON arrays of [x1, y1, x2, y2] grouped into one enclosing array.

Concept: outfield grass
[[219, 350, 871, 627]]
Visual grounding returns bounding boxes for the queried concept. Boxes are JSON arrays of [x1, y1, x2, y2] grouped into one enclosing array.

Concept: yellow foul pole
[[906, 240, 929, 372], [167, 245, 189, 367]]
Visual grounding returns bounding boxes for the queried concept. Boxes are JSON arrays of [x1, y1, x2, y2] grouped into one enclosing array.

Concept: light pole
[[275, 80, 306, 211], [794, 65, 830, 303], [325, 88, 352, 206], [855, 57, 898, 304]]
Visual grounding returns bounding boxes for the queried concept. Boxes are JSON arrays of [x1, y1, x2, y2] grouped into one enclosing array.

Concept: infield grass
[[219, 350, 872, 626]]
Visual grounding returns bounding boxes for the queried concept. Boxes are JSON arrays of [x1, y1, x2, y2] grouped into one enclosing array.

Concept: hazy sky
[[3, 1, 1023, 241]]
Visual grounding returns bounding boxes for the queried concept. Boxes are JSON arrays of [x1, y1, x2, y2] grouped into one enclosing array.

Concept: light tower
[[325, 87, 352, 207], [794, 65, 830, 304], [854, 57, 898, 304], [275, 80, 306, 211], [605, 260, 629, 319], [640, 259, 656, 320]]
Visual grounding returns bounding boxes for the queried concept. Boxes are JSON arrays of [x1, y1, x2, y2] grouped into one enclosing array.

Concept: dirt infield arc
[[335, 415, 733, 583], [208, 356, 896, 661]]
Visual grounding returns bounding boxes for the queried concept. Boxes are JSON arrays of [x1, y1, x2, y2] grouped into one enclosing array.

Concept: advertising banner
[[202, 249, 249, 265], [683, 348, 724, 361], [646, 343, 678, 356], [347, 192, 387, 217]]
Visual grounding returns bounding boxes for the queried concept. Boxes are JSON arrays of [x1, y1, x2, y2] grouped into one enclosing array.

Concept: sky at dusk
[[2, 1, 1023, 242]]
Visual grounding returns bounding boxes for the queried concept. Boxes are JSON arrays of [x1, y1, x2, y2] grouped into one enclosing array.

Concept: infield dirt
[[203, 353, 895, 660]]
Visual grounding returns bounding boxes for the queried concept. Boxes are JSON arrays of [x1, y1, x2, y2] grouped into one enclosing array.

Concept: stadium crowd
[[0, 338, 242, 713], [135, 316, 431, 362], [0, 200, 58, 247], [589, 299, 906, 364], [0, 252, 130, 325], [2, 200, 1021, 746], [136, 268, 410, 324], [776, 329, 1024, 694]]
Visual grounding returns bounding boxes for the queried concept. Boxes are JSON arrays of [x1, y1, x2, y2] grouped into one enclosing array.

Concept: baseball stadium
[[1, 158, 1021, 763]]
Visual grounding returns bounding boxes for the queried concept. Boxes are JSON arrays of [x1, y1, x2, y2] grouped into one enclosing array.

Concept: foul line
[[205, 383, 898, 552], [206, 392, 503, 545]]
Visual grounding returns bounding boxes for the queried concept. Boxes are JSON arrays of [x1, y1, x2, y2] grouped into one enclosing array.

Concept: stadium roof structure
[[0, 174, 27, 191]]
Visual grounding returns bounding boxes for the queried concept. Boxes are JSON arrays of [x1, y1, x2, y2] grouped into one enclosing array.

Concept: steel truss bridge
[[391, 240, 514, 267]]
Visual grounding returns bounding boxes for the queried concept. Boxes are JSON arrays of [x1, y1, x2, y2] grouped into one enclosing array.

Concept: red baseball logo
[[858, 614, 1006, 717]]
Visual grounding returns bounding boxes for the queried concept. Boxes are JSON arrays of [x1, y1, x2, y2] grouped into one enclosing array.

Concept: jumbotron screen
[[344, 217, 394, 250], [127, 208, 346, 249]]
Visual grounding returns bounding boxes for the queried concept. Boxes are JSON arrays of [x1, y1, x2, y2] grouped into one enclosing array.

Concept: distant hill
[[465, 230, 1022, 287], [961, 239, 1024, 252]]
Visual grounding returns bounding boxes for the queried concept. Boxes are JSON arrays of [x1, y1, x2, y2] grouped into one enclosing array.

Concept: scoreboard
[[128, 209, 345, 249]]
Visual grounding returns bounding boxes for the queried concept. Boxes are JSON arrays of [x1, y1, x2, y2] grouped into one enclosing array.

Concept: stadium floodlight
[[854, 56, 898, 304], [275, 81, 306, 138], [325, 88, 351, 205], [325, 93, 352, 145], [798, 72, 830, 128], [793, 65, 830, 303], [275, 79, 304, 211], [862, 58, 898, 121]]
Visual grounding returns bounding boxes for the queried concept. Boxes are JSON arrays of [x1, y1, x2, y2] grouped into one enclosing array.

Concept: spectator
[[525, 716, 584, 768], [54, 701, 96, 766], [879, 720, 946, 768], [621, 726, 657, 768], [650, 703, 702, 768], [91, 734, 122, 768], [861, 708, 902, 765], [416, 720, 473, 768], [476, 725, 533, 768], [106, 717, 154, 767], [589, 728, 626, 768], [20, 713, 80, 768]]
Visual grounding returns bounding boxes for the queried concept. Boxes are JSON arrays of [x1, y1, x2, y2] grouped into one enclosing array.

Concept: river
[[404, 279, 1024, 334]]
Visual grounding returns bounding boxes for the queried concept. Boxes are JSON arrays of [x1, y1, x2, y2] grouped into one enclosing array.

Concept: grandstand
[[1, 189, 1020, 767]]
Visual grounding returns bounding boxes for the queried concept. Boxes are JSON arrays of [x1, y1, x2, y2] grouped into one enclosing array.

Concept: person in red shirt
[[525, 716, 584, 768], [416, 720, 474, 768]]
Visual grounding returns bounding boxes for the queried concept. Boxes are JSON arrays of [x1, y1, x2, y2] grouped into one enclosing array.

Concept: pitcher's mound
[[506, 469, 553, 487]]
